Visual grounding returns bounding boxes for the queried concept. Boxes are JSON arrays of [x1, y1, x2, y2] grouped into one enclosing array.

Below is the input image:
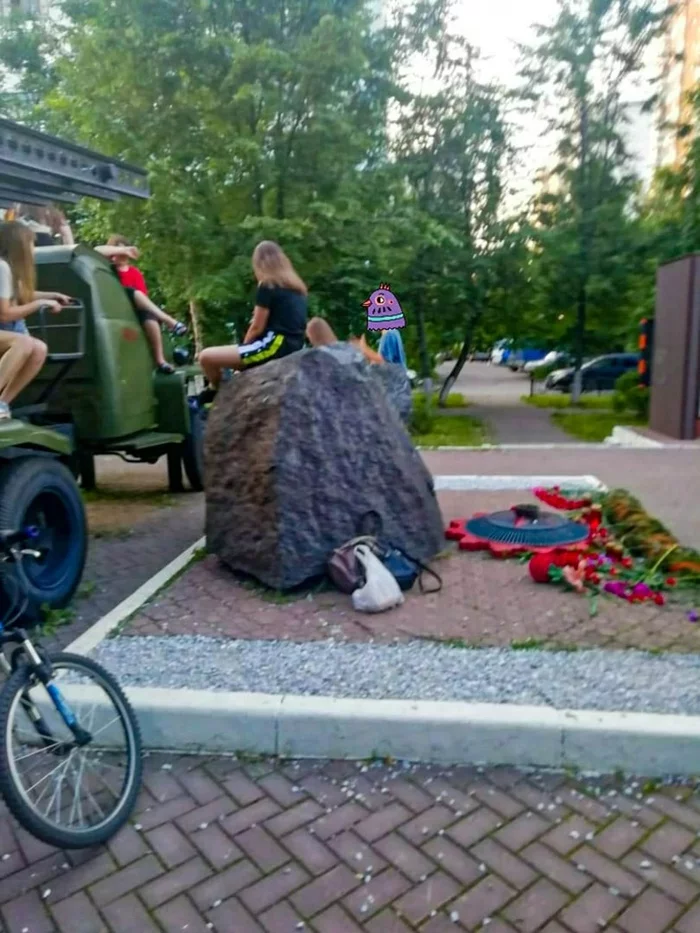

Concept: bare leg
[[198, 346, 243, 388], [306, 317, 338, 347], [142, 319, 168, 367], [132, 290, 181, 331], [0, 337, 47, 403]]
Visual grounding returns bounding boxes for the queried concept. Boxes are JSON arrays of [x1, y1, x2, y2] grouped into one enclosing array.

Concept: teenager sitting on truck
[[198, 241, 307, 400], [95, 236, 187, 375], [0, 222, 70, 420]]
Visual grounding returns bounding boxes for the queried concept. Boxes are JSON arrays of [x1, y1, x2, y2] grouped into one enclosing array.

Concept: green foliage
[[552, 411, 646, 442], [612, 370, 650, 418], [411, 414, 487, 448], [523, 393, 612, 410], [409, 393, 435, 435]]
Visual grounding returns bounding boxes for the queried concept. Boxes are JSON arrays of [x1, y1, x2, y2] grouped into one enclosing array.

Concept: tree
[[521, 0, 668, 399]]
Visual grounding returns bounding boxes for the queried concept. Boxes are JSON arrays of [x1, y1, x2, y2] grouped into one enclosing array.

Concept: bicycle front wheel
[[0, 652, 142, 849]]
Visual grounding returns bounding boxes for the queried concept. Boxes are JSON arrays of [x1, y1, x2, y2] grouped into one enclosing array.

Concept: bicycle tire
[[0, 652, 142, 849]]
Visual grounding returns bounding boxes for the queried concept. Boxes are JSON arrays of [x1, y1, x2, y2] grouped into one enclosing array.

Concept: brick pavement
[[123, 490, 697, 654], [2, 754, 700, 931]]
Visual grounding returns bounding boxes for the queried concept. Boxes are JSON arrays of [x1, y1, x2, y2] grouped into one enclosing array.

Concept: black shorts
[[239, 331, 301, 370], [124, 287, 156, 325]]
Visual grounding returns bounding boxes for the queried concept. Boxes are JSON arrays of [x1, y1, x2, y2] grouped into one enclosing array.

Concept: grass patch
[[552, 411, 646, 442], [412, 390, 468, 408], [413, 414, 488, 447], [523, 393, 614, 410]]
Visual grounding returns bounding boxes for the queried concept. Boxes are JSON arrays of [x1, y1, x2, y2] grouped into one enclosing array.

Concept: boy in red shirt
[[96, 234, 186, 374]]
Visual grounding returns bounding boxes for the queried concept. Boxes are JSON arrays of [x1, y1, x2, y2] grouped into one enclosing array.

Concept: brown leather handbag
[[327, 535, 379, 594]]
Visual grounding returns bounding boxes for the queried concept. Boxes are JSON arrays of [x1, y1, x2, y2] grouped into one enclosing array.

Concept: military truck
[[0, 118, 203, 618]]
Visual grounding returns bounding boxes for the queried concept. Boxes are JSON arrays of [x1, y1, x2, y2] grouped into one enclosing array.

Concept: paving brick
[[573, 846, 645, 898], [356, 803, 412, 843], [139, 856, 212, 909], [616, 887, 682, 933], [393, 871, 461, 924], [134, 795, 197, 831], [264, 800, 324, 837], [177, 768, 223, 806], [220, 798, 282, 838], [313, 904, 366, 932], [423, 836, 482, 886], [208, 897, 264, 933], [398, 806, 457, 845], [309, 802, 367, 840], [447, 807, 501, 847], [521, 841, 591, 894], [494, 811, 549, 852], [290, 864, 360, 918], [366, 910, 415, 933], [472, 784, 525, 819], [593, 817, 646, 859], [145, 822, 196, 869], [642, 822, 696, 863], [447, 875, 516, 929], [540, 815, 597, 855], [89, 854, 163, 906], [0, 852, 66, 904], [45, 852, 116, 904], [384, 779, 434, 813], [222, 771, 266, 805], [282, 828, 336, 876], [676, 901, 700, 933], [649, 795, 700, 831], [154, 894, 210, 933], [343, 867, 411, 920], [239, 863, 309, 914], [621, 851, 699, 905], [106, 824, 149, 867], [2, 891, 54, 933], [101, 893, 160, 933], [502, 878, 569, 932], [190, 822, 243, 870], [51, 892, 105, 933], [143, 767, 184, 803], [471, 837, 538, 889], [327, 830, 387, 875], [373, 832, 435, 882], [190, 860, 261, 911], [236, 826, 289, 872], [176, 795, 238, 834]]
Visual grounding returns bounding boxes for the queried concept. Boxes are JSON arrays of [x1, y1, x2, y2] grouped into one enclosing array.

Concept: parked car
[[523, 350, 571, 375], [509, 346, 548, 372], [490, 339, 512, 365], [545, 353, 639, 392], [470, 349, 491, 362]]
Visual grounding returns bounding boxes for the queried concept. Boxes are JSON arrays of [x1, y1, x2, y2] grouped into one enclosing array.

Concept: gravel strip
[[94, 635, 700, 715]]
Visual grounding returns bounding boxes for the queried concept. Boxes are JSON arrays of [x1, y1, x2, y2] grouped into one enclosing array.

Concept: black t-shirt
[[255, 284, 307, 347]]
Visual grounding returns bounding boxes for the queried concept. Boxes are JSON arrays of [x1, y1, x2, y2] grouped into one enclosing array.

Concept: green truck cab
[[0, 118, 204, 621]]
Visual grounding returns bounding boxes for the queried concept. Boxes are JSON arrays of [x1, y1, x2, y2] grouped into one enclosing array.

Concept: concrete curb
[[67, 684, 700, 776], [605, 426, 663, 448]]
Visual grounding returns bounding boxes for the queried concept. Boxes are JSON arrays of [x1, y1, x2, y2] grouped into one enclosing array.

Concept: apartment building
[[657, 0, 700, 167]]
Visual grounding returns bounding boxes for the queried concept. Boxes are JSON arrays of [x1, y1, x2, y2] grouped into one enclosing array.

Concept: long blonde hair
[[0, 222, 35, 304], [252, 241, 307, 295]]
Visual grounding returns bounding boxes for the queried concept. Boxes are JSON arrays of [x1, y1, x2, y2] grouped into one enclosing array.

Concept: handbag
[[351, 544, 404, 613], [327, 534, 378, 594], [380, 544, 443, 593]]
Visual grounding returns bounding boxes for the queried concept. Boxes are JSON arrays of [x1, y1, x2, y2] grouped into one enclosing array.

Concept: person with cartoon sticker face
[[363, 283, 405, 331], [362, 283, 407, 369]]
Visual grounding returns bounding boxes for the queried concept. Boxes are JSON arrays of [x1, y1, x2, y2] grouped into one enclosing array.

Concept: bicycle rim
[[1, 654, 141, 847]]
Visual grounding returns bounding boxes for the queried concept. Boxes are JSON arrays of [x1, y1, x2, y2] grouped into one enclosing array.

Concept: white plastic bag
[[351, 544, 404, 613]]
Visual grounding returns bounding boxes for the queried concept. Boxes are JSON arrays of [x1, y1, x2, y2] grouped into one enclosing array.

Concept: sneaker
[[171, 322, 188, 337], [0, 401, 10, 420]]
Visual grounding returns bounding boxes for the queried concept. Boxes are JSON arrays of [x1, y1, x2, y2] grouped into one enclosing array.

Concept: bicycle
[[0, 526, 142, 848]]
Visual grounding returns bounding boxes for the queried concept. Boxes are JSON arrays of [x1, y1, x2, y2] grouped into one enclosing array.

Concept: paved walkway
[[438, 363, 571, 445], [2, 755, 700, 932]]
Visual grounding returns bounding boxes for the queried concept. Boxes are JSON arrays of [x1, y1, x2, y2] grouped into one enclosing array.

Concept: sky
[[395, 0, 662, 206]]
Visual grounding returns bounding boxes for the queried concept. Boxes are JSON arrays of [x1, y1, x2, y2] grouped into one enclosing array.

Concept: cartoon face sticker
[[363, 283, 405, 331]]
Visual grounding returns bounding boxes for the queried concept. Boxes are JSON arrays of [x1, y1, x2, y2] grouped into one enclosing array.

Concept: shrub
[[410, 393, 434, 435], [612, 370, 650, 419]]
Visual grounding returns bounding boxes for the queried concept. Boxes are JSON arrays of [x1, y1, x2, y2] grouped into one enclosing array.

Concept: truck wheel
[[181, 399, 205, 492], [0, 458, 87, 623]]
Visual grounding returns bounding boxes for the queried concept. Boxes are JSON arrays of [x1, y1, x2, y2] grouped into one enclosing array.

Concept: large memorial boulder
[[205, 346, 442, 590]]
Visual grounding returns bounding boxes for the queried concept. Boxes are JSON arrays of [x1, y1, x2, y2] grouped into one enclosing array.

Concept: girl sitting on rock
[[198, 241, 307, 400]]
